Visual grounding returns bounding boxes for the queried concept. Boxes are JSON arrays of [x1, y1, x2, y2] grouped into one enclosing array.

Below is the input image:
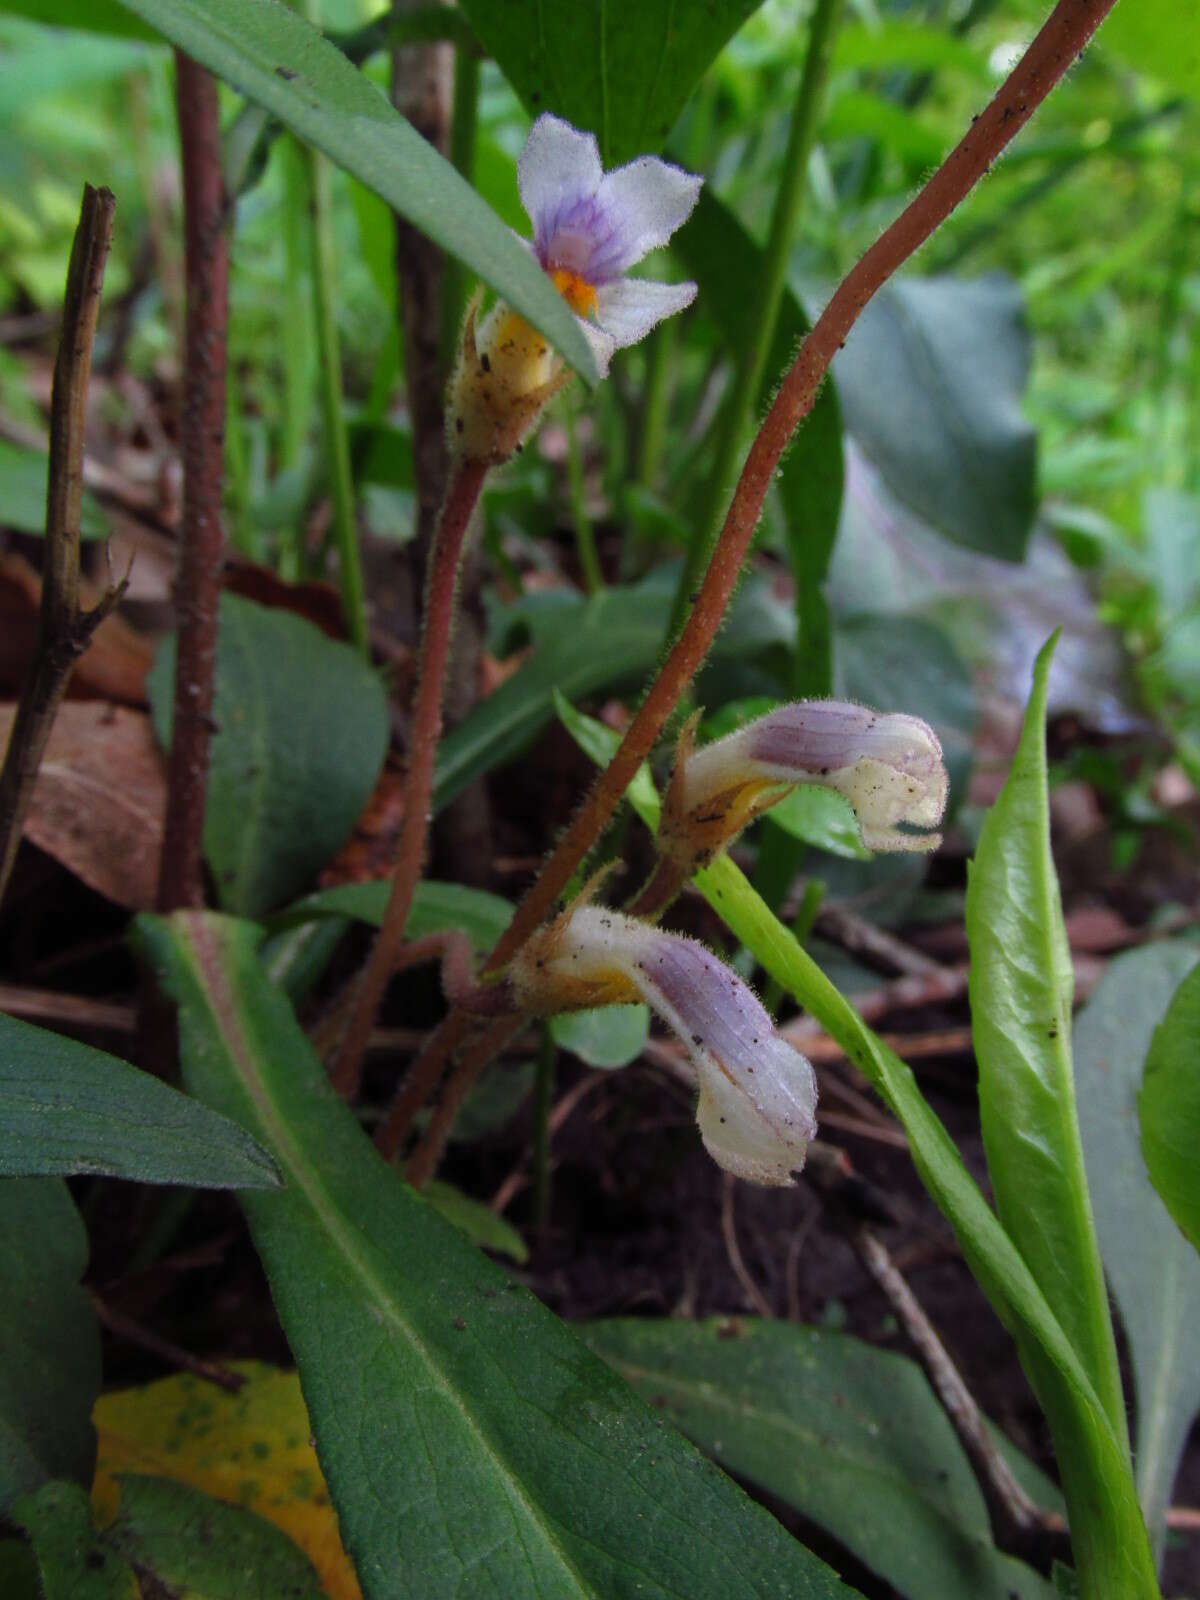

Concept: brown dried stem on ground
[[0, 183, 122, 906], [156, 54, 230, 913], [853, 1225, 1071, 1571]]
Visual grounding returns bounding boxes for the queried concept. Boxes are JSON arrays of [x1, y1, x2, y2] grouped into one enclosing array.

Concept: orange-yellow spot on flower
[[550, 266, 598, 319]]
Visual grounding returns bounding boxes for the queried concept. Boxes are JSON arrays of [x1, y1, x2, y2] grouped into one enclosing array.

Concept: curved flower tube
[[659, 701, 949, 873], [447, 114, 702, 463], [511, 905, 817, 1186]]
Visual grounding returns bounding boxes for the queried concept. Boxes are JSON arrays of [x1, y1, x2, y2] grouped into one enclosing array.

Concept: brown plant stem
[[157, 54, 231, 913], [471, 0, 1117, 986], [373, 1006, 473, 1162], [0, 184, 121, 906], [853, 1225, 1069, 1570], [404, 1014, 525, 1187], [331, 451, 490, 1096]]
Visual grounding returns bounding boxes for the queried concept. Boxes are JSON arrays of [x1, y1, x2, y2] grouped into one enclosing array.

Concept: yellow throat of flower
[[550, 266, 599, 319]]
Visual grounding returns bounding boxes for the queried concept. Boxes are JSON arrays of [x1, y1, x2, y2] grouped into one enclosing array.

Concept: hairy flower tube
[[447, 113, 702, 464], [511, 905, 817, 1186], [659, 701, 949, 873]]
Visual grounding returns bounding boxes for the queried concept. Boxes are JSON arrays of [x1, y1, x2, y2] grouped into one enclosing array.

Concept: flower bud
[[445, 295, 571, 466], [659, 701, 948, 872], [511, 905, 817, 1186]]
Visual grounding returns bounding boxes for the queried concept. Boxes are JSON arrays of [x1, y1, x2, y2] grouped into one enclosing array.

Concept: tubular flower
[[659, 702, 949, 873], [511, 905, 817, 1186], [447, 114, 702, 463]]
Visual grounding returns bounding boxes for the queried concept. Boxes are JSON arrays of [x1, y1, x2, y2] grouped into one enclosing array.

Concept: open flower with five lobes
[[659, 701, 949, 874], [447, 114, 702, 463], [511, 905, 817, 1187]]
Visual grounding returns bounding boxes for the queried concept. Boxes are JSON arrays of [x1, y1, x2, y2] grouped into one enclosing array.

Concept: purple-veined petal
[[593, 156, 704, 275], [518, 114, 603, 265], [512, 907, 817, 1186], [595, 277, 698, 350]]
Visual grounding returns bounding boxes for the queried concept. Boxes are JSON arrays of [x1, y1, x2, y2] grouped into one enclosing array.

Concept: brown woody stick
[[156, 54, 230, 912], [0, 184, 122, 906]]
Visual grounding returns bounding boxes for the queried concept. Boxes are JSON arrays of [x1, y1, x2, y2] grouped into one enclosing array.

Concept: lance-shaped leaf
[[0, 1014, 278, 1188], [1138, 959, 1200, 1255], [966, 636, 1127, 1447], [112, 0, 596, 381], [138, 911, 857, 1600]]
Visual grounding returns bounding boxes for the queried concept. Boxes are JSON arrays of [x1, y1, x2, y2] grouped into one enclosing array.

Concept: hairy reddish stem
[[405, 1014, 525, 1187], [374, 1006, 473, 1161], [333, 456, 488, 1096], [477, 0, 1115, 980], [157, 54, 230, 913]]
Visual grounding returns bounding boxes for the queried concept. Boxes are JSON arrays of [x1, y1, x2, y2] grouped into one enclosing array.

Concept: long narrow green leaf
[[112, 0, 596, 382], [139, 911, 858, 1600], [0, 1014, 279, 1188], [694, 854, 1159, 1598], [966, 636, 1126, 1444], [1139, 959, 1200, 1255]]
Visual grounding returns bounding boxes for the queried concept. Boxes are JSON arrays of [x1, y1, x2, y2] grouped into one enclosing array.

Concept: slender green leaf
[[693, 854, 1158, 1598], [0, 1182, 99, 1511], [832, 276, 1036, 560], [1077, 945, 1200, 1562], [10, 1481, 134, 1600], [456, 0, 764, 167], [586, 1317, 1057, 1600], [423, 1180, 528, 1264], [0, 440, 107, 539], [0, 1013, 279, 1188], [0, 1, 158, 41], [673, 188, 844, 583], [140, 910, 858, 1600], [105, 1473, 325, 1598], [1139, 958, 1200, 1254], [149, 594, 390, 916], [966, 636, 1126, 1446], [111, 0, 596, 381]]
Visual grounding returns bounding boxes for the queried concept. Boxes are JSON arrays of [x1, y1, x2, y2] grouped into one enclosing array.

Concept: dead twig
[[0, 184, 122, 906], [91, 1292, 244, 1394], [721, 1173, 774, 1319]]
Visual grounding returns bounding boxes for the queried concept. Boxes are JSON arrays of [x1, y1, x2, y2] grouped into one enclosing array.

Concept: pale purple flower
[[517, 114, 703, 375], [661, 701, 948, 868], [511, 906, 817, 1186]]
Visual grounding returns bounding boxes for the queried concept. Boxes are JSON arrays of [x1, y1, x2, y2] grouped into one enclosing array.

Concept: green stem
[[636, 318, 676, 490], [667, 0, 845, 639], [532, 1028, 555, 1227], [439, 43, 480, 375], [565, 398, 603, 593]]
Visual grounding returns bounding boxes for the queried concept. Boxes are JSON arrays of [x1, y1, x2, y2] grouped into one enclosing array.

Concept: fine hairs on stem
[[385, 0, 1121, 1168]]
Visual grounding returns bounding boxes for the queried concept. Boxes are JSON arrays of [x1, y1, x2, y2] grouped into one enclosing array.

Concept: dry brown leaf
[[0, 551, 153, 704], [0, 700, 164, 907]]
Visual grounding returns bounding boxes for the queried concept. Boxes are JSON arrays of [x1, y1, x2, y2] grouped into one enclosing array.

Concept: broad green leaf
[[673, 188, 844, 585], [966, 636, 1126, 1445], [1101, 0, 1200, 98], [10, 1480, 136, 1600], [92, 1365, 359, 1599], [1139, 959, 1200, 1253], [0, 1181, 99, 1512], [280, 878, 514, 953], [149, 594, 390, 916], [0, 1013, 279, 1188], [140, 911, 857, 1600], [104, 1473, 325, 1599], [549, 1003, 650, 1068], [585, 1317, 1057, 1600], [112, 0, 597, 381], [693, 854, 1158, 1598], [423, 1180, 528, 1264], [831, 276, 1036, 560], [456, 0, 764, 167], [0, 440, 107, 539], [1076, 945, 1200, 1562]]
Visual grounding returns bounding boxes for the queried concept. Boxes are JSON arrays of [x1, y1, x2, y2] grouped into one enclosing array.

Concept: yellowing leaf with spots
[[91, 1363, 361, 1600]]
